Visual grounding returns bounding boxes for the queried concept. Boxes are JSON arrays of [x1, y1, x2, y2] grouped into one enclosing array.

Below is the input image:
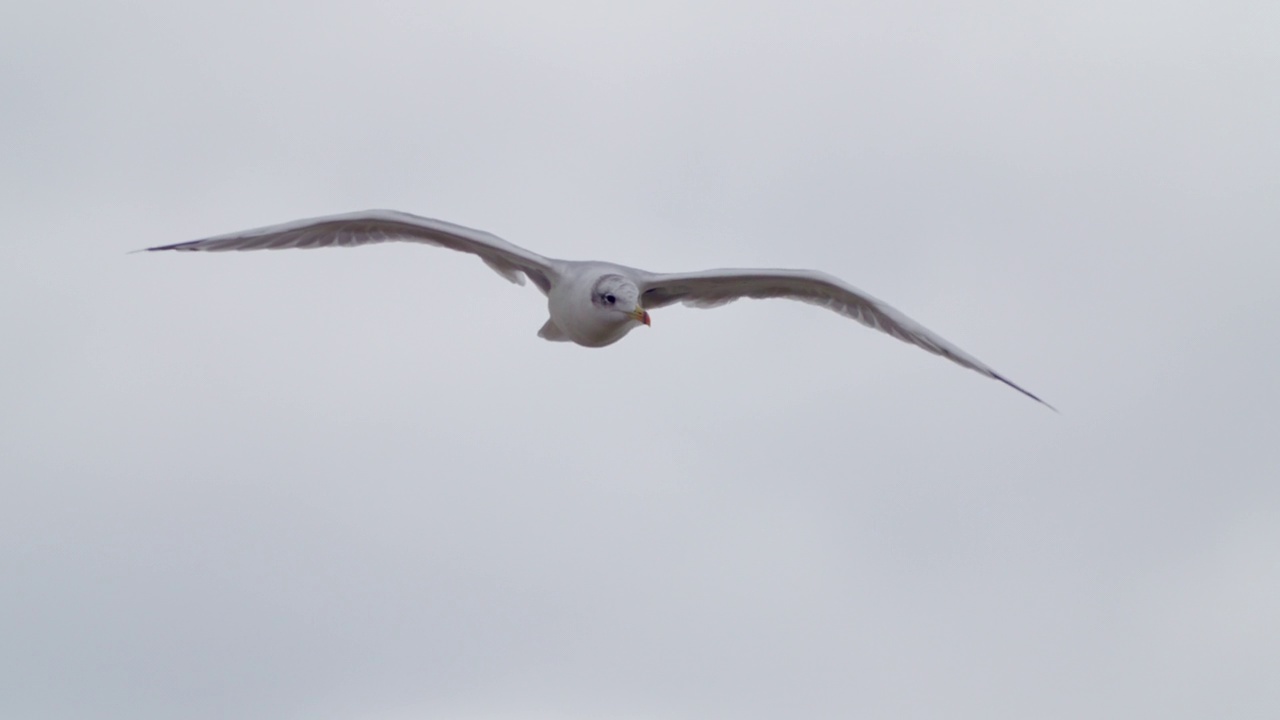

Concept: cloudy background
[[2, 2, 1277, 718]]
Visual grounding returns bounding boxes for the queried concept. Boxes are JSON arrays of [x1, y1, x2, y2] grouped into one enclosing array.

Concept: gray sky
[[2, 2, 1278, 718]]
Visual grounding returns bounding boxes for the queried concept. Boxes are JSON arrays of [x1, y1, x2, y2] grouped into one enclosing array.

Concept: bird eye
[[604, 294, 616, 304]]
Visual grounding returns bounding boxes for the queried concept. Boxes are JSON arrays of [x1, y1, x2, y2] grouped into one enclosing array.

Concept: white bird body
[[145, 209, 1052, 407], [543, 262, 644, 347]]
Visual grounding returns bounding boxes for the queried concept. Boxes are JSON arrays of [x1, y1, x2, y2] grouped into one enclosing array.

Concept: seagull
[[145, 209, 1051, 408]]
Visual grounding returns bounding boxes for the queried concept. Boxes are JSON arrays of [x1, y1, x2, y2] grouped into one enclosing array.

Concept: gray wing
[[145, 209, 557, 293], [638, 268, 1052, 408]]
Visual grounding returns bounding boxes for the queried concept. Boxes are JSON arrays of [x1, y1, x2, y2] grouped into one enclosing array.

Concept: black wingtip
[[995, 373, 1058, 412], [133, 241, 201, 253]]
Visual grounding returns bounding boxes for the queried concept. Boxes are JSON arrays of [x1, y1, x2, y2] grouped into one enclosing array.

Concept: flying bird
[[146, 209, 1052, 407]]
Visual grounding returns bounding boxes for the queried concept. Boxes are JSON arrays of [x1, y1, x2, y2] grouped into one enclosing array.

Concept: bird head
[[592, 275, 650, 327]]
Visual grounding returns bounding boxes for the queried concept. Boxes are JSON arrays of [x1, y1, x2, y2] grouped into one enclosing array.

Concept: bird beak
[[629, 306, 651, 326]]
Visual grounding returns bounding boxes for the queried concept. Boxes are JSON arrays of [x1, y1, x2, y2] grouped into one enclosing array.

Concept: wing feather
[[145, 210, 558, 293], [639, 268, 1052, 408]]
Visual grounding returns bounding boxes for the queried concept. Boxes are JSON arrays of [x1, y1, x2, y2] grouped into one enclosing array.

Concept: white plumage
[[147, 209, 1051, 407]]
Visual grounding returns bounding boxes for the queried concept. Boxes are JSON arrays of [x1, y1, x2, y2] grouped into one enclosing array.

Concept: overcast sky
[[2, 2, 1278, 719]]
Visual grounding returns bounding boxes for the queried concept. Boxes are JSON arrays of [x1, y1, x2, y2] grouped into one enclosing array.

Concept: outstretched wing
[[638, 268, 1052, 408], [145, 209, 558, 293]]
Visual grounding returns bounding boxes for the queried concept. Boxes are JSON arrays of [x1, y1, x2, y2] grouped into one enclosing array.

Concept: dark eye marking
[[604, 294, 616, 305]]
